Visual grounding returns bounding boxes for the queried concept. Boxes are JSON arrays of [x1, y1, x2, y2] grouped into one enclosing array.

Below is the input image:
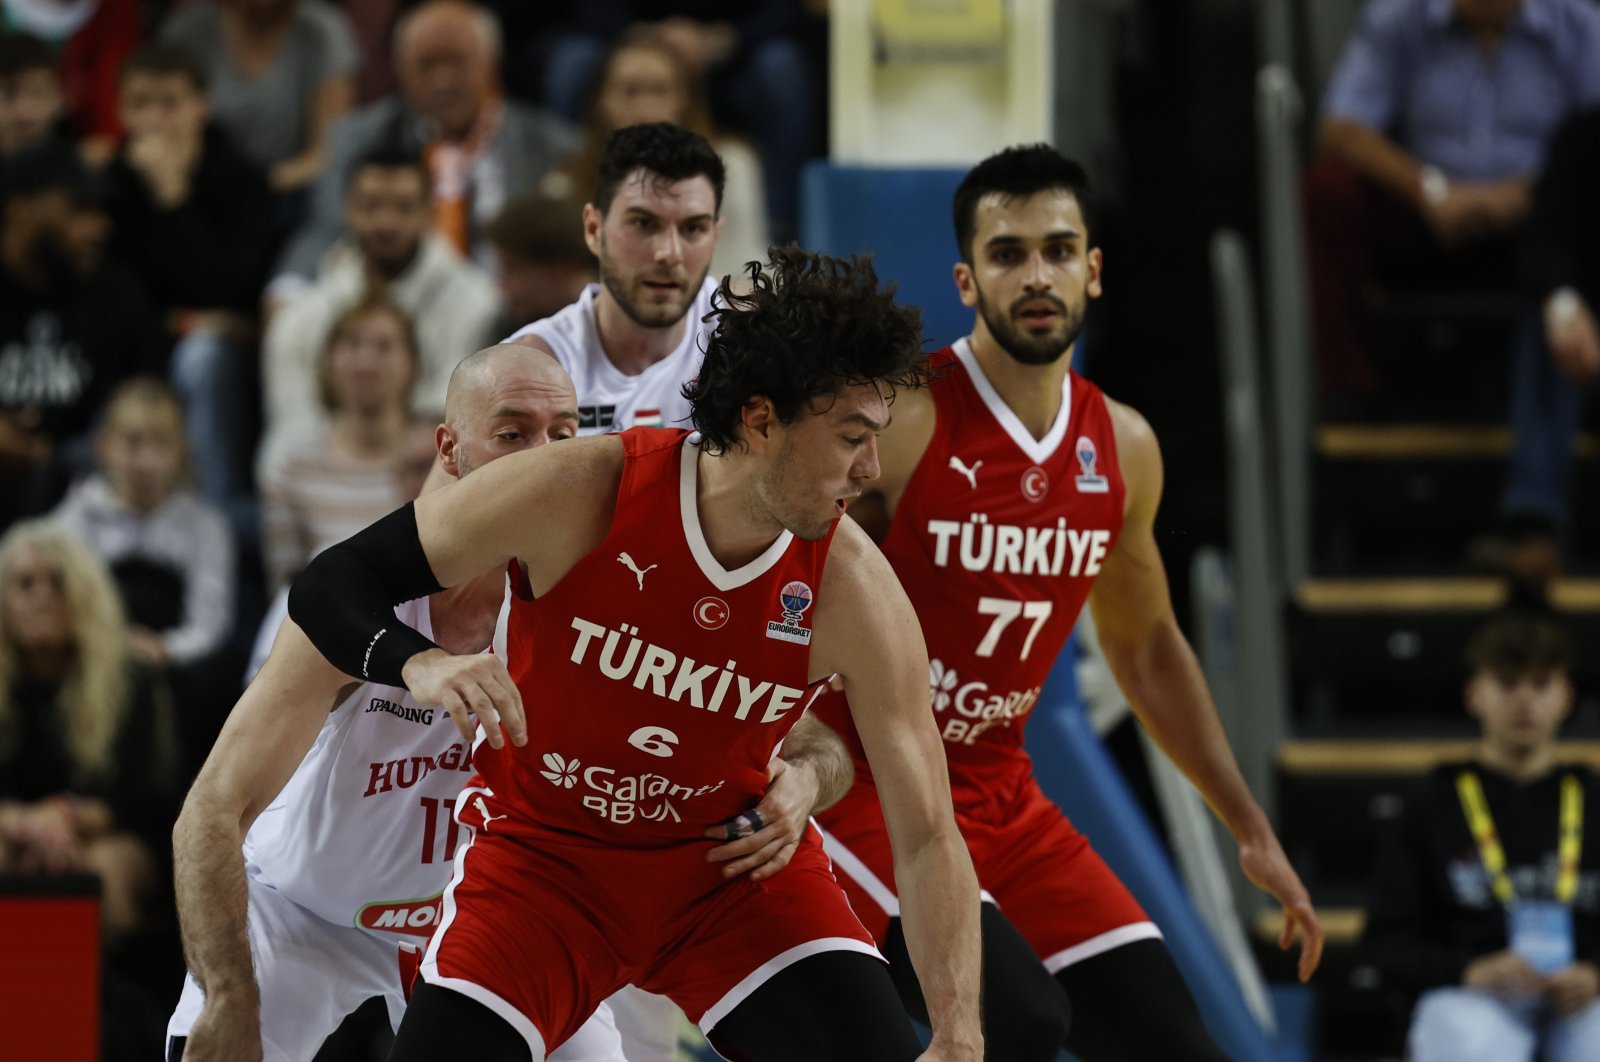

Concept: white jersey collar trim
[[679, 436, 793, 592], [951, 336, 1073, 465]]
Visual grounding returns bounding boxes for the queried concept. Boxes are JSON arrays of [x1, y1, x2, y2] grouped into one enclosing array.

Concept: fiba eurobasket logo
[[766, 581, 814, 645]]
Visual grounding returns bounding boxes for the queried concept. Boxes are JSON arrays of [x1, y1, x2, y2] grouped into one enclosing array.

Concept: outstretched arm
[[172, 620, 352, 1061], [287, 435, 622, 746], [813, 521, 983, 1061], [1089, 401, 1324, 981]]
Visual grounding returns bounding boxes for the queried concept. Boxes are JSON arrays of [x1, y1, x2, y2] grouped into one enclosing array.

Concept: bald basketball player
[[169, 346, 845, 1061]]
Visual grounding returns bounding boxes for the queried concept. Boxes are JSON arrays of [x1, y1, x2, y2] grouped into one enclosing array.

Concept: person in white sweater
[[260, 144, 500, 467], [54, 378, 234, 670]]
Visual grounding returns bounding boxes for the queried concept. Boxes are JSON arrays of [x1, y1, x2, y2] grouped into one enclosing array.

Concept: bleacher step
[[1317, 424, 1598, 461], [1287, 578, 1600, 726]]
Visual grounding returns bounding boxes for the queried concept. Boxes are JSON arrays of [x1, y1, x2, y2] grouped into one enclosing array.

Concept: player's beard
[[758, 436, 835, 542], [975, 281, 1087, 366], [597, 234, 705, 330]]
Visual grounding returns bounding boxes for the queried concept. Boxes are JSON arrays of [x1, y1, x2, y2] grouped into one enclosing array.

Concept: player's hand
[[1238, 829, 1324, 982], [401, 648, 526, 749], [183, 993, 264, 1062], [19, 799, 82, 874], [705, 757, 817, 881], [1463, 949, 1540, 998], [1542, 961, 1600, 1015]]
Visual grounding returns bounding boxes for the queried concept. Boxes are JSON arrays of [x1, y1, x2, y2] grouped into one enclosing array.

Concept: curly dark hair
[[685, 245, 927, 454], [953, 144, 1095, 262]]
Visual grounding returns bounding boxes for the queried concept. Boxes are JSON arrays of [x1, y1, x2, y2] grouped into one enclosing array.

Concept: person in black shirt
[[0, 142, 166, 529], [105, 43, 276, 523], [0, 518, 178, 940], [1364, 611, 1600, 1062], [0, 33, 71, 165]]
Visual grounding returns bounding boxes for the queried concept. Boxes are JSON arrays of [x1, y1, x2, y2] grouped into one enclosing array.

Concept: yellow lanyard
[[1456, 770, 1583, 905]]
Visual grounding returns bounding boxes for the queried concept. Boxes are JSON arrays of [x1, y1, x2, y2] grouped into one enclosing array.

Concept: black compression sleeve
[[287, 502, 446, 688]]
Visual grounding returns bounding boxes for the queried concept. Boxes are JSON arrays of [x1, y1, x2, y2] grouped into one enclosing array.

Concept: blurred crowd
[[1304, 0, 1600, 581], [0, 0, 819, 1048]]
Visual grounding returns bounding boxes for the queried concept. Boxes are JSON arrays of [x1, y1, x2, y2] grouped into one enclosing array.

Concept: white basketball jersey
[[244, 597, 477, 943], [504, 279, 718, 435]]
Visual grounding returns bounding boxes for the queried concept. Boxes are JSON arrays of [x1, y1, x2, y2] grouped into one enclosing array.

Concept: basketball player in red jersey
[[809, 145, 1326, 1061], [285, 247, 983, 1062]]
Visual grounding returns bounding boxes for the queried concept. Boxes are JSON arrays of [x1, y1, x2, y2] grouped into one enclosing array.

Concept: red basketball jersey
[[815, 339, 1125, 802], [467, 428, 837, 847]]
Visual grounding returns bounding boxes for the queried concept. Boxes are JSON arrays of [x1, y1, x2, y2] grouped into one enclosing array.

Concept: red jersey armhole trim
[[507, 560, 534, 600]]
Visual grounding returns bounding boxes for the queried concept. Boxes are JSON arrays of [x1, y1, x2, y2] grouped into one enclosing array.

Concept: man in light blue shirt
[[1303, 0, 1600, 402]]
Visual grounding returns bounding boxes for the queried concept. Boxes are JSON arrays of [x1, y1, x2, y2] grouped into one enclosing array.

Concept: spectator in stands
[[541, 1, 813, 242], [0, 518, 177, 940], [260, 144, 499, 462], [540, 32, 768, 278], [1364, 610, 1600, 1062], [1304, 0, 1600, 407], [484, 190, 595, 333], [53, 378, 236, 773], [54, 376, 233, 668], [0, 142, 165, 529], [105, 44, 275, 519], [0, 32, 69, 162], [259, 296, 423, 592], [1474, 107, 1600, 582], [272, 0, 575, 292], [161, 0, 357, 201], [0, 0, 140, 160]]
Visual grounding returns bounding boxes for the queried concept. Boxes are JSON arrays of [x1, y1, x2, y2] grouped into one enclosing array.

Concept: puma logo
[[949, 456, 982, 490], [617, 552, 657, 590], [474, 796, 506, 830]]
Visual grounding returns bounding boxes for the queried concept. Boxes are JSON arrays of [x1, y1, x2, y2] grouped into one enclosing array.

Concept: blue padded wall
[[800, 164, 972, 349], [1026, 640, 1283, 1061]]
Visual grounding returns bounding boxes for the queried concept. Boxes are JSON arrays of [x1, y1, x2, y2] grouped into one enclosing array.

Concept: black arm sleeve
[[286, 503, 446, 688]]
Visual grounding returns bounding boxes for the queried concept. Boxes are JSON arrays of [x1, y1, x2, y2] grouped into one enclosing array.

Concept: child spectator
[[1364, 609, 1600, 1062], [258, 296, 420, 592], [0, 32, 69, 162], [0, 0, 142, 160], [54, 379, 234, 673]]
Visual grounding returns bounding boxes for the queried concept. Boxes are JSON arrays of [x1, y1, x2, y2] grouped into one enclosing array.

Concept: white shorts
[[166, 875, 626, 1061]]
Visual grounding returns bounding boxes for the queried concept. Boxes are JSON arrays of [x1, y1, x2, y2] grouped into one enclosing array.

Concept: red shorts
[[816, 774, 1159, 973], [420, 801, 880, 1056]]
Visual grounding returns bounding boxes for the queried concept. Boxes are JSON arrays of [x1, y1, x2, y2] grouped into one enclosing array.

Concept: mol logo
[[357, 895, 444, 937], [540, 752, 580, 788]]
